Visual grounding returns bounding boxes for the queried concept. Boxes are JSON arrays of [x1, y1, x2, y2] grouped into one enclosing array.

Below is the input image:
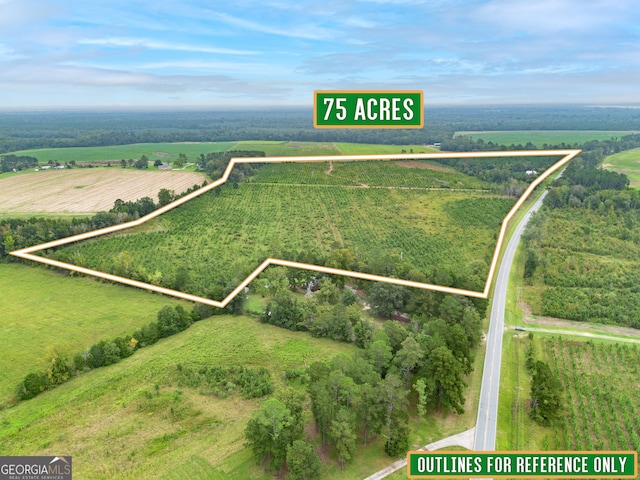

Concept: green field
[[46, 160, 513, 297], [603, 147, 640, 186], [454, 130, 639, 147], [7, 141, 439, 167], [0, 315, 359, 480], [0, 263, 188, 407], [7, 142, 236, 165]]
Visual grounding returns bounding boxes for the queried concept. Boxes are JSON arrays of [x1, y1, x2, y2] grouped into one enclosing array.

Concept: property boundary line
[[10, 149, 581, 307]]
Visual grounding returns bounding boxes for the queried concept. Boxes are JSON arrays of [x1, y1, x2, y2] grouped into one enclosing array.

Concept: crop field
[[603, 147, 640, 186], [45, 160, 515, 296], [454, 130, 639, 147], [0, 169, 206, 214], [8, 142, 235, 165], [544, 337, 640, 452], [0, 315, 358, 480], [0, 263, 188, 407], [523, 207, 640, 329]]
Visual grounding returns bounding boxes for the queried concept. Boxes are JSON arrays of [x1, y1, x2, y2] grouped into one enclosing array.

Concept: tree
[[257, 266, 290, 298], [153, 159, 163, 167], [158, 188, 175, 207], [331, 408, 356, 469], [157, 305, 181, 338], [394, 335, 423, 386], [174, 152, 188, 168], [369, 283, 408, 317], [286, 440, 321, 480], [424, 346, 466, 413], [356, 382, 384, 444], [354, 318, 375, 349], [366, 339, 393, 376], [134, 155, 149, 169], [378, 374, 409, 456], [413, 378, 427, 424], [530, 360, 563, 426], [245, 397, 298, 472]]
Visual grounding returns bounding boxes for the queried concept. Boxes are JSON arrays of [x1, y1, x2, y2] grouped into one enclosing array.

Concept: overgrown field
[[0, 263, 187, 406], [603, 147, 640, 186], [454, 130, 639, 147], [46, 160, 515, 296], [0, 315, 357, 480], [522, 206, 640, 329]]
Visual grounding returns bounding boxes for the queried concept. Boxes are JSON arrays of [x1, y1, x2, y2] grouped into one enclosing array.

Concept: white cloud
[[78, 37, 259, 55]]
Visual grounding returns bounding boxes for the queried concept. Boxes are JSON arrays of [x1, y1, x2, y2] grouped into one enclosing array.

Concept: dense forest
[[3, 106, 640, 154]]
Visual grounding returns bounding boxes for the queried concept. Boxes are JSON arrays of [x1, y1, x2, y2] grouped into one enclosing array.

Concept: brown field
[[0, 168, 206, 214]]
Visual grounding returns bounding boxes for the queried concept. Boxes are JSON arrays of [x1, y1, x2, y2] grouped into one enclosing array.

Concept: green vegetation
[[0, 316, 357, 480], [539, 336, 639, 452], [603, 147, 640, 186], [46, 160, 514, 296], [455, 130, 639, 147], [7, 142, 234, 166], [0, 263, 187, 407]]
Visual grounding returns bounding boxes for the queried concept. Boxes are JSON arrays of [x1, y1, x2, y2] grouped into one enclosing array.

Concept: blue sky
[[1, 0, 639, 108]]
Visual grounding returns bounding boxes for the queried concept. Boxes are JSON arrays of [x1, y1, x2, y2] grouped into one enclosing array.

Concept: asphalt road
[[473, 190, 549, 452]]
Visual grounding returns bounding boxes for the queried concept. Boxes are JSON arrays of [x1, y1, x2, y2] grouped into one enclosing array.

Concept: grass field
[[603, 147, 640, 186], [7, 142, 235, 165], [0, 263, 188, 407], [0, 169, 206, 214], [0, 315, 359, 480], [46, 160, 512, 297], [454, 130, 639, 147]]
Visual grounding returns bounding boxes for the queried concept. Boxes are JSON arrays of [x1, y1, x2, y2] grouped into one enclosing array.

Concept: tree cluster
[[16, 304, 206, 401], [1, 154, 38, 172]]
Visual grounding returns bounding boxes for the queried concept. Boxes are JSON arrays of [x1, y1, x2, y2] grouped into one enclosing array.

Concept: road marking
[[10, 150, 581, 307]]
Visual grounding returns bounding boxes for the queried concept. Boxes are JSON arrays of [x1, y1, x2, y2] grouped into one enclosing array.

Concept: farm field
[[0, 169, 206, 214], [0, 263, 188, 407], [603, 147, 640, 186], [521, 206, 640, 329], [454, 130, 639, 147], [45, 159, 515, 297], [504, 333, 640, 455], [7, 142, 235, 165], [0, 315, 359, 480]]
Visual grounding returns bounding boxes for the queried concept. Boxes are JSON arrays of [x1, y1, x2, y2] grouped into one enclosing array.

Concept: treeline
[[525, 334, 563, 427], [0, 183, 206, 256], [5, 106, 640, 154], [1, 154, 38, 172], [199, 150, 265, 182], [16, 304, 212, 401]]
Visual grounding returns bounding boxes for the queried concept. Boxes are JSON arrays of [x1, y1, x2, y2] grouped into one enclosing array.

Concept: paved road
[[473, 190, 549, 452]]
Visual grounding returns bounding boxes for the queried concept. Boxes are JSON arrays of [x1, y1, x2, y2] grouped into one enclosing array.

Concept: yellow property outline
[[10, 149, 581, 307]]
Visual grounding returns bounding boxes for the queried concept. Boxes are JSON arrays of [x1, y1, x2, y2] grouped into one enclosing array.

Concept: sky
[[0, 0, 639, 109]]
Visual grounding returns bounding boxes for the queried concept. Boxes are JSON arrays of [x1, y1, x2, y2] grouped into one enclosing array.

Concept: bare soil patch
[[0, 169, 206, 214], [395, 161, 456, 172]]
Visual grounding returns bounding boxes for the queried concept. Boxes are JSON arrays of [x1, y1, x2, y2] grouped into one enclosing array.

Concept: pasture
[[0, 315, 357, 480], [7, 142, 235, 165], [454, 130, 639, 147], [602, 147, 640, 186], [0, 263, 188, 406], [0, 169, 206, 214]]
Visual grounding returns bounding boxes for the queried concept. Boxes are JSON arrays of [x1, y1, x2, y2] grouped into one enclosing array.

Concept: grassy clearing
[[603, 147, 640, 186], [0, 263, 188, 407], [7, 142, 235, 165], [335, 143, 438, 155], [0, 315, 359, 480], [454, 130, 639, 147]]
